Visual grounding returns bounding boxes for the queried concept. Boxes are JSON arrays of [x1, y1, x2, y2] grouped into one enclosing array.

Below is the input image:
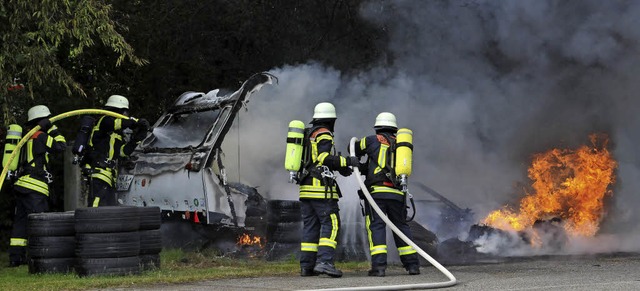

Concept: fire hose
[[0, 109, 130, 191], [301, 137, 457, 291]]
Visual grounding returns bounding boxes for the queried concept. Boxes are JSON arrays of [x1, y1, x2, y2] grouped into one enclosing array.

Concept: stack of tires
[[138, 207, 162, 270], [264, 200, 302, 261], [74, 206, 141, 276], [27, 212, 76, 274]]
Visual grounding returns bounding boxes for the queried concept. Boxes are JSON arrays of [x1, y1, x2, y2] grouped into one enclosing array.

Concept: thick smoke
[[222, 0, 640, 254]]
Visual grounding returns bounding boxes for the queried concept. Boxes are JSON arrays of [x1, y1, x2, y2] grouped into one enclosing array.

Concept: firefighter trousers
[[88, 178, 117, 207], [300, 199, 340, 270], [365, 198, 419, 270], [9, 188, 49, 264]]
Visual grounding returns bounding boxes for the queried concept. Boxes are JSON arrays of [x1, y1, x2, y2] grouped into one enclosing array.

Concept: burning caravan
[[114, 72, 276, 228]]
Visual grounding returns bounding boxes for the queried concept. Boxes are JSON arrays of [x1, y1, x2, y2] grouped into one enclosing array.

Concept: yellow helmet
[[374, 112, 397, 129], [27, 105, 51, 122], [105, 95, 129, 109], [313, 102, 336, 119]]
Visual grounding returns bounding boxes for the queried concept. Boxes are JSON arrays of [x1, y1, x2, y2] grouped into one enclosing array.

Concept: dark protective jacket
[[353, 133, 404, 201], [87, 115, 138, 186], [14, 125, 66, 196], [299, 126, 349, 199]]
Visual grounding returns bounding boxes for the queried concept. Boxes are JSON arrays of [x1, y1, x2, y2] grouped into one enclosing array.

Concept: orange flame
[[237, 233, 264, 248], [483, 134, 617, 237]]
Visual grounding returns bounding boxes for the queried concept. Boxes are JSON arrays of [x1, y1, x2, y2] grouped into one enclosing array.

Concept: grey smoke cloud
[[222, 0, 640, 254]]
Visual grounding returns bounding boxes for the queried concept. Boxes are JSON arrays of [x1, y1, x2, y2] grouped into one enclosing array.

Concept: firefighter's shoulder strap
[[24, 131, 44, 167], [368, 132, 398, 187], [295, 125, 328, 183]]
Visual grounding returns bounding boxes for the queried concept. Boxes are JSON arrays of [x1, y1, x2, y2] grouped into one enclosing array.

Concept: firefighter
[[8, 105, 66, 267], [86, 95, 149, 207], [298, 102, 359, 278], [352, 112, 420, 277]]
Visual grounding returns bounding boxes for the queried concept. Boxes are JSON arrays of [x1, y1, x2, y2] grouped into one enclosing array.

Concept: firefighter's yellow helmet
[[27, 105, 51, 122], [313, 102, 336, 119], [374, 112, 397, 129], [105, 95, 129, 109]]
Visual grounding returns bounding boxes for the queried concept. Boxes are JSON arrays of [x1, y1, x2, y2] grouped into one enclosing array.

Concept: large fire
[[483, 134, 617, 237]]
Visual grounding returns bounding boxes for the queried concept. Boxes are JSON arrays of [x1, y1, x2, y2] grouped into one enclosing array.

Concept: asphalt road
[[110, 253, 640, 291]]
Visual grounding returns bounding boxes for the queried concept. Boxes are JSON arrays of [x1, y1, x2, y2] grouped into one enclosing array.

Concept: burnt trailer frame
[[114, 72, 276, 228]]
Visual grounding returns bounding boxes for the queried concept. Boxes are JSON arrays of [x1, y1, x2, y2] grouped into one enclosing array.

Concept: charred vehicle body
[[113, 73, 275, 229]]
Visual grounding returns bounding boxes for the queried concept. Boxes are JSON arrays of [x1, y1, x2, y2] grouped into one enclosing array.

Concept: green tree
[[0, 0, 147, 124]]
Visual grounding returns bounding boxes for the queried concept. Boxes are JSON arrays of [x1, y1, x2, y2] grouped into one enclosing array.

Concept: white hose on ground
[[300, 137, 457, 291]]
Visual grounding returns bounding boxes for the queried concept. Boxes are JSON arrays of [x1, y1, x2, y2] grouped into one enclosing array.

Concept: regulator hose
[[0, 109, 130, 191], [301, 138, 457, 291]]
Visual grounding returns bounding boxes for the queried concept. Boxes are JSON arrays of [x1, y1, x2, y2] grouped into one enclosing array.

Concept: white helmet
[[374, 112, 397, 129], [105, 95, 129, 109], [313, 102, 337, 119], [27, 105, 51, 122]]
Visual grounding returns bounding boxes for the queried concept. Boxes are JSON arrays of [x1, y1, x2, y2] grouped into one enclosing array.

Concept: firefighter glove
[[38, 118, 52, 131], [357, 162, 368, 173], [132, 127, 148, 142], [346, 156, 360, 167], [338, 166, 353, 177], [137, 118, 150, 131]]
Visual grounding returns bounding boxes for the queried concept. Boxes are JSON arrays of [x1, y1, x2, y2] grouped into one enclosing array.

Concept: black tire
[[139, 254, 161, 271], [28, 257, 74, 274], [27, 212, 75, 237], [264, 242, 299, 261], [76, 256, 141, 277], [267, 200, 301, 223], [244, 216, 267, 237], [76, 232, 140, 258], [27, 236, 75, 259], [266, 222, 302, 244], [138, 207, 161, 230], [75, 206, 140, 233], [139, 229, 162, 255]]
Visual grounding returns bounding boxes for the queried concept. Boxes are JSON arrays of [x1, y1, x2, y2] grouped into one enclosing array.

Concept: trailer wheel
[[76, 232, 140, 258], [75, 206, 140, 233], [27, 236, 76, 259], [28, 257, 75, 274], [27, 212, 75, 237], [76, 256, 141, 277]]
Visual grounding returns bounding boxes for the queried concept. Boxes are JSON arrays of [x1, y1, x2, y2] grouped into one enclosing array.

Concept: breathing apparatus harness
[[360, 131, 416, 222], [293, 125, 342, 199]]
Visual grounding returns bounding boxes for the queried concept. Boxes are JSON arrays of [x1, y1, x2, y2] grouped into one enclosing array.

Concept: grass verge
[[0, 249, 368, 290]]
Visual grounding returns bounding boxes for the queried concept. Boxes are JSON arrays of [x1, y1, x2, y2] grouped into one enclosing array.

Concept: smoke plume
[[222, 0, 640, 255]]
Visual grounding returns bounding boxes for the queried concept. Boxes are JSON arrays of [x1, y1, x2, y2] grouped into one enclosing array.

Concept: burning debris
[[438, 134, 618, 263], [237, 233, 264, 248], [236, 233, 266, 258], [483, 134, 616, 237]]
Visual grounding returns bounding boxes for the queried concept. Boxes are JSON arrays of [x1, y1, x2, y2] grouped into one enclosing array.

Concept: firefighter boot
[[367, 269, 386, 277], [407, 265, 420, 275], [368, 265, 386, 277], [300, 268, 318, 277], [8, 254, 25, 267], [313, 262, 343, 278]]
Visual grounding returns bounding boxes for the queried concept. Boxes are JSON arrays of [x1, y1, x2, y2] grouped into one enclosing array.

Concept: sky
[[222, 0, 640, 254]]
